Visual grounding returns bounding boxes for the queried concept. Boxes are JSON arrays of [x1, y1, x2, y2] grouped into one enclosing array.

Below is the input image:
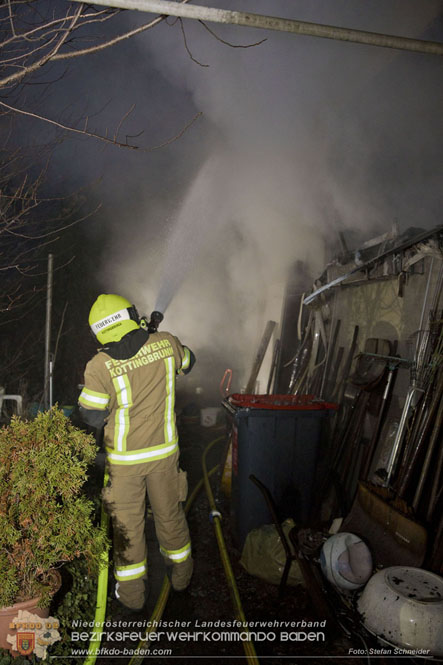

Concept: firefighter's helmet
[[89, 294, 140, 344]]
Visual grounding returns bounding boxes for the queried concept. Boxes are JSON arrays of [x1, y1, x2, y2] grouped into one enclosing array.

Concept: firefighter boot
[[115, 578, 147, 612], [171, 556, 193, 591]]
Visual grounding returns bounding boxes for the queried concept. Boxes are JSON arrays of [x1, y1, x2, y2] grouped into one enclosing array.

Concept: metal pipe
[[71, 0, 443, 56], [413, 391, 443, 512], [383, 386, 423, 487], [49, 356, 54, 409], [335, 325, 359, 406], [304, 225, 443, 305], [398, 367, 443, 497], [396, 390, 430, 495], [361, 363, 397, 480], [432, 262, 443, 313], [415, 258, 434, 368], [320, 316, 339, 400], [266, 338, 280, 394], [245, 320, 276, 394], [297, 293, 305, 343], [43, 253, 54, 410], [427, 414, 443, 521], [289, 343, 311, 394]]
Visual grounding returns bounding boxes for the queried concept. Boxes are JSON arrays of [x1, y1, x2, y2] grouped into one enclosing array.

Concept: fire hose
[[202, 437, 259, 664], [84, 470, 110, 665], [85, 436, 259, 665]]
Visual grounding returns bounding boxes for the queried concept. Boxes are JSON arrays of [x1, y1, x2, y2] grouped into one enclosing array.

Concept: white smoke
[[96, 0, 442, 391]]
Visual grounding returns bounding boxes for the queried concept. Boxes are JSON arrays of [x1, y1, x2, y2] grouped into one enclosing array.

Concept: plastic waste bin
[[223, 394, 338, 547]]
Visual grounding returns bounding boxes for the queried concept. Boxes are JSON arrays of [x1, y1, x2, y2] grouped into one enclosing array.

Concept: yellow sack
[[240, 518, 304, 587]]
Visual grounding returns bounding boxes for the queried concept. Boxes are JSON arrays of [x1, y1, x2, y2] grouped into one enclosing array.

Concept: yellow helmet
[[89, 294, 140, 344]]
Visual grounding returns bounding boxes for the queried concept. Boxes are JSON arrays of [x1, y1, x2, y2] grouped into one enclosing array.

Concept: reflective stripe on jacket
[[79, 331, 192, 468]]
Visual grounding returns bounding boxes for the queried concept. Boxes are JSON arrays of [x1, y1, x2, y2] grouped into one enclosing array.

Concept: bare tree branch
[[198, 19, 267, 48], [0, 4, 84, 88], [0, 8, 112, 52], [0, 99, 202, 150], [3, 203, 102, 240], [0, 0, 193, 90], [142, 110, 203, 151], [0, 1, 222, 153], [179, 17, 209, 67], [0, 0, 210, 345], [113, 103, 136, 143], [50, 13, 165, 63]]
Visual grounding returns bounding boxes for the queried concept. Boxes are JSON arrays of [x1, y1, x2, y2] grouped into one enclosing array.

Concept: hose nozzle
[[148, 310, 164, 333]]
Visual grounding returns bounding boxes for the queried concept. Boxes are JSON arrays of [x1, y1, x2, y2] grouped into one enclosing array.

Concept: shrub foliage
[[0, 408, 108, 607]]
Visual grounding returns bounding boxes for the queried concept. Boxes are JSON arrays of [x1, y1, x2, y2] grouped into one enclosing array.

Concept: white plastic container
[[201, 407, 221, 427], [357, 566, 443, 655]]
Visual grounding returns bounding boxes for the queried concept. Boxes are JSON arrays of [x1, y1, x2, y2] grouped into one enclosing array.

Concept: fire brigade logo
[[16, 632, 35, 655], [7, 609, 61, 659]]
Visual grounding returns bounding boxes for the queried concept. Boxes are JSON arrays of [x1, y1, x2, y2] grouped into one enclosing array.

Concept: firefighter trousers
[[103, 451, 191, 609]]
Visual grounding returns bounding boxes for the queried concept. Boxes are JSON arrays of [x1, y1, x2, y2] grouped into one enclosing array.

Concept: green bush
[[0, 408, 109, 607]]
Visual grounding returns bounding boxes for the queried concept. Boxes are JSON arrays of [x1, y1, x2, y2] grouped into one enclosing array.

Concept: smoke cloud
[[26, 1, 443, 395]]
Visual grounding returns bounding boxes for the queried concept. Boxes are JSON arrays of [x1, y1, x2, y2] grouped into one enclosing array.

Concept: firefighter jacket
[[79, 329, 194, 475]]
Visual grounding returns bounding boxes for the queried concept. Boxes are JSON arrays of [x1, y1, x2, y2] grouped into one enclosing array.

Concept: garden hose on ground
[[202, 437, 259, 665], [85, 470, 110, 665]]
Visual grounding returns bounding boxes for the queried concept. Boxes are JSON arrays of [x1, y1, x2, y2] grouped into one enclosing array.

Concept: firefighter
[[78, 294, 195, 611]]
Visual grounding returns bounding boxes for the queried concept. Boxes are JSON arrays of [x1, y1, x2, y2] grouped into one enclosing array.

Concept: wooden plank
[[245, 320, 277, 394]]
